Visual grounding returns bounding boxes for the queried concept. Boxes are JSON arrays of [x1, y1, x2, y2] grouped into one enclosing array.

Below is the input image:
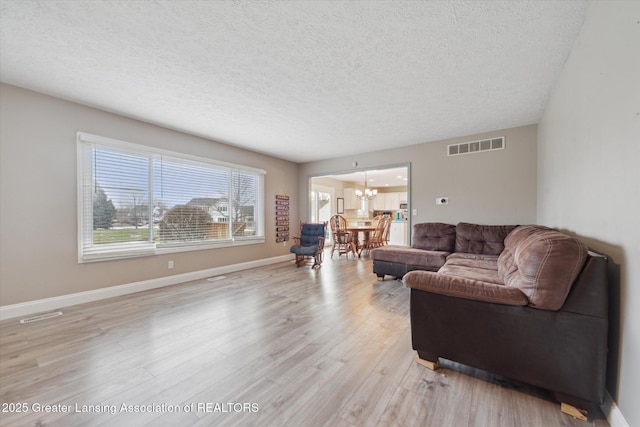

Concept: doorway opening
[[310, 184, 334, 242], [309, 164, 410, 246]]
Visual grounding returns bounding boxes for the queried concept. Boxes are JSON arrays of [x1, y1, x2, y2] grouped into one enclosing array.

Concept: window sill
[[79, 237, 265, 263]]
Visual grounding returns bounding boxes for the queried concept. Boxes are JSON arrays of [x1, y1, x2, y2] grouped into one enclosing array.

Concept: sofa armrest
[[403, 271, 528, 306]]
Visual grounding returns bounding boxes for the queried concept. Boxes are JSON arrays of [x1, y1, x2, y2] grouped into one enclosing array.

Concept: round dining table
[[344, 225, 377, 257]]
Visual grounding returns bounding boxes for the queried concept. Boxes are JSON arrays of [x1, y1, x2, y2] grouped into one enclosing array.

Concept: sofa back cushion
[[497, 225, 588, 310], [454, 222, 517, 255], [412, 222, 456, 252]]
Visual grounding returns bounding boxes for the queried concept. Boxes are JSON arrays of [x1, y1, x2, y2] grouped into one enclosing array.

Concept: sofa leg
[[560, 403, 588, 421], [415, 355, 439, 371]]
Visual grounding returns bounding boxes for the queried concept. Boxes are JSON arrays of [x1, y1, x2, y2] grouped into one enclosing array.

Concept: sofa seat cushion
[[403, 270, 528, 306], [498, 225, 588, 311], [445, 253, 499, 268], [289, 244, 319, 256], [371, 245, 449, 270], [455, 222, 517, 255], [440, 253, 502, 285]]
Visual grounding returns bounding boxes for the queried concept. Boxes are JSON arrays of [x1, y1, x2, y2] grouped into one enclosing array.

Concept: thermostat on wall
[[436, 197, 448, 205]]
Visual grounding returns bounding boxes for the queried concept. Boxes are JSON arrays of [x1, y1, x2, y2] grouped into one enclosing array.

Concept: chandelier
[[354, 171, 377, 200]]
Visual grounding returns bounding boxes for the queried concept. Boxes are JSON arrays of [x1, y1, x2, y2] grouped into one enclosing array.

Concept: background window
[[78, 132, 265, 262]]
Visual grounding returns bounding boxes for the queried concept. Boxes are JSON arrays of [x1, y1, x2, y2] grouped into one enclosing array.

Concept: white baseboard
[[0, 255, 292, 321], [602, 390, 629, 427]]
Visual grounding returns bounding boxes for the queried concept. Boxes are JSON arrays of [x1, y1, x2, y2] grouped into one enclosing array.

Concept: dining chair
[[382, 218, 392, 245], [329, 215, 353, 258], [363, 217, 390, 253]]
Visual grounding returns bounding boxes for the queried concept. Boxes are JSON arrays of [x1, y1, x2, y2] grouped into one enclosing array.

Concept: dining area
[[329, 214, 391, 259]]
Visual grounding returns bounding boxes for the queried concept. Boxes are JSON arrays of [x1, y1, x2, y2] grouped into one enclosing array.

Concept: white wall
[[537, 1, 640, 425]]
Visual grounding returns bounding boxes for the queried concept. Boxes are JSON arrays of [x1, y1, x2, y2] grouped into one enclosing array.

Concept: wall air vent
[[448, 136, 505, 156]]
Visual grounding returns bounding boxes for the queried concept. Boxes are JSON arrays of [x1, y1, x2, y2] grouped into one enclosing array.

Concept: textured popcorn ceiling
[[0, 0, 588, 163]]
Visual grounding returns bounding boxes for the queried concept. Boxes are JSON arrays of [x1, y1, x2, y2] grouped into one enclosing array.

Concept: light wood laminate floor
[[0, 252, 608, 426]]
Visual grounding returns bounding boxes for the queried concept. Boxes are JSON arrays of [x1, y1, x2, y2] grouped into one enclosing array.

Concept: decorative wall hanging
[[275, 195, 290, 242]]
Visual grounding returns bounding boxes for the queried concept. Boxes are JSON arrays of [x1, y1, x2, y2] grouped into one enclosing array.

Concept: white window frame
[[77, 132, 265, 263]]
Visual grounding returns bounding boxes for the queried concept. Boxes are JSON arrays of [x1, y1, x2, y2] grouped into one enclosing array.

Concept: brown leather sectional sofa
[[372, 222, 516, 279], [371, 222, 609, 419]]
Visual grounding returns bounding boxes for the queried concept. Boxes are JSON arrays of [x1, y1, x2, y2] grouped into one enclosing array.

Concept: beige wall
[[0, 84, 299, 306], [299, 124, 538, 228], [537, 1, 640, 425], [0, 86, 536, 307]]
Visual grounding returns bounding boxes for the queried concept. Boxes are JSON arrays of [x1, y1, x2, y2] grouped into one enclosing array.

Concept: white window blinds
[[77, 132, 265, 262]]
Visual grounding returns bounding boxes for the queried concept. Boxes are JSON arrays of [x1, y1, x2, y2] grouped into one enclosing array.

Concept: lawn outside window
[[77, 132, 265, 262]]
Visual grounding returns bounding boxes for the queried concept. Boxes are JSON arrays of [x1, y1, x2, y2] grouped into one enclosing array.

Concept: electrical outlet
[[436, 197, 448, 205], [168, 260, 174, 269], [412, 208, 418, 215]]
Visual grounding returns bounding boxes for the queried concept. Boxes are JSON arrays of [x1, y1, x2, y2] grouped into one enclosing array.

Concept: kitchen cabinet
[[372, 193, 385, 210], [389, 221, 407, 245], [386, 193, 400, 210], [373, 192, 407, 211], [343, 188, 360, 210], [346, 189, 408, 211]]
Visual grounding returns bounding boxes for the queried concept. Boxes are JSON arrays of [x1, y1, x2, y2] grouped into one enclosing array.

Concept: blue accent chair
[[290, 222, 327, 268]]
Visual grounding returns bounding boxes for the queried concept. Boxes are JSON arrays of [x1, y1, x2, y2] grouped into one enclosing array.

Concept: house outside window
[[77, 132, 265, 262]]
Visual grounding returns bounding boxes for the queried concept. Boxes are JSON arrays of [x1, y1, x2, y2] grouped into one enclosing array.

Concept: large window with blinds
[[77, 132, 265, 262]]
